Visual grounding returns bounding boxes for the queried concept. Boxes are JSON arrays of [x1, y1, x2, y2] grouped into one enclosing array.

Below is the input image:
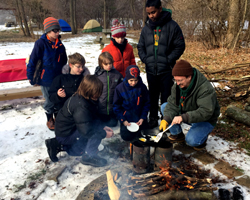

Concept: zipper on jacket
[[107, 71, 109, 115]]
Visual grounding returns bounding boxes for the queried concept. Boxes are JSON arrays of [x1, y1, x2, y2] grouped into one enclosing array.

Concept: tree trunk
[[15, 0, 26, 36], [73, 0, 77, 34], [130, 0, 136, 29], [226, 0, 240, 48], [70, 0, 76, 34], [103, 0, 106, 29], [19, 0, 31, 37], [225, 105, 250, 126], [142, 0, 146, 27], [231, 0, 248, 50]]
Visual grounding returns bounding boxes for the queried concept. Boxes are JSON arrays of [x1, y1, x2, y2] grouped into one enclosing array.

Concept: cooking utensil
[[154, 124, 173, 143]]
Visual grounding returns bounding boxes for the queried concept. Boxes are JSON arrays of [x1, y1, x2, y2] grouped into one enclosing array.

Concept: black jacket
[[94, 66, 123, 115], [49, 74, 84, 111], [55, 94, 106, 140], [137, 11, 185, 75]]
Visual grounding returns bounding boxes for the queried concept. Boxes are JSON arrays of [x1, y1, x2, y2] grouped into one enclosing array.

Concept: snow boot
[[45, 138, 61, 162], [80, 153, 107, 167], [46, 113, 55, 131]]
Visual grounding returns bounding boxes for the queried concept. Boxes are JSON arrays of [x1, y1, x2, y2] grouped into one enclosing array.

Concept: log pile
[[124, 167, 217, 199], [103, 165, 218, 200]]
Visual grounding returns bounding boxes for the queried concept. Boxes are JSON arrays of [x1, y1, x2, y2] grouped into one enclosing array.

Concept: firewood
[[183, 175, 212, 184], [106, 170, 120, 200], [226, 105, 250, 126], [132, 184, 167, 198]]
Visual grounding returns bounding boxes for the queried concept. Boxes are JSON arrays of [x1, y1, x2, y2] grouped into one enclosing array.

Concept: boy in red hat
[[102, 19, 136, 77]]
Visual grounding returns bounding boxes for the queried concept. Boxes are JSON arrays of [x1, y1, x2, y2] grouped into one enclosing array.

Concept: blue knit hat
[[125, 65, 140, 80]]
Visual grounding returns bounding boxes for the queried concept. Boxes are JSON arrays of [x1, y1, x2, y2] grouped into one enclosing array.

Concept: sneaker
[[168, 132, 185, 143], [148, 118, 158, 129], [45, 138, 60, 162], [193, 140, 207, 151], [80, 154, 107, 167]]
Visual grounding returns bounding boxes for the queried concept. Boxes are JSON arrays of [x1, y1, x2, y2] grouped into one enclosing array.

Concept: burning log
[[106, 170, 120, 200]]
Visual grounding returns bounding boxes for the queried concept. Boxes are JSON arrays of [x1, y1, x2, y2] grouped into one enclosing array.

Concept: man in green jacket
[[159, 60, 220, 150]]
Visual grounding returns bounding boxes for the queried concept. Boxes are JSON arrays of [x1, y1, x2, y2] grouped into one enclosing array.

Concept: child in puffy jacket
[[113, 65, 150, 142], [102, 19, 136, 77], [94, 52, 123, 127], [49, 53, 89, 115]]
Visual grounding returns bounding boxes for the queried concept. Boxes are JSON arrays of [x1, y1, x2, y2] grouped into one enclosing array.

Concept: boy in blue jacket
[[26, 17, 67, 130], [113, 65, 150, 141]]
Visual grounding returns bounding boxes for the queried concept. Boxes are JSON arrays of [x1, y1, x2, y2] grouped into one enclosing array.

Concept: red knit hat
[[111, 19, 126, 38], [43, 17, 60, 33], [172, 60, 193, 76]]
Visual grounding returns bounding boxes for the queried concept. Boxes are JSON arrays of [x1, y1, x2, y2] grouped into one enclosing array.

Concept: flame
[[185, 185, 194, 189]]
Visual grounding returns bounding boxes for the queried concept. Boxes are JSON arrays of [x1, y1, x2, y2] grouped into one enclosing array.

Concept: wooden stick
[[106, 170, 120, 200]]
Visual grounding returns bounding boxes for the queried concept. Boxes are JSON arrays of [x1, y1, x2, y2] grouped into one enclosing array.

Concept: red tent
[[0, 58, 27, 83]]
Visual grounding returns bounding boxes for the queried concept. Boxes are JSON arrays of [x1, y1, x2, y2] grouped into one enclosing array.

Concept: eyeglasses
[[173, 78, 185, 84], [74, 64, 84, 69], [52, 29, 60, 33]]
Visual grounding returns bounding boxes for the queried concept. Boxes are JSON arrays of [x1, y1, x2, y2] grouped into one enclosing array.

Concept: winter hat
[[125, 65, 140, 80], [111, 19, 126, 38], [43, 17, 61, 33], [172, 60, 193, 76]]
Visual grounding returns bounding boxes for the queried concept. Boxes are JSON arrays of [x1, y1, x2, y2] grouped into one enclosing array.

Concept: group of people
[[26, 0, 220, 167]]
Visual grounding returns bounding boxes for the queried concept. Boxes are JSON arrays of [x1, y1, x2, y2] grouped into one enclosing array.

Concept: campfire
[[100, 153, 220, 200]]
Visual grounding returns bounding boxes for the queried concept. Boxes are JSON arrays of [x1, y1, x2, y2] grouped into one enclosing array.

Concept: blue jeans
[[56, 130, 102, 156], [41, 86, 55, 114], [161, 103, 215, 147]]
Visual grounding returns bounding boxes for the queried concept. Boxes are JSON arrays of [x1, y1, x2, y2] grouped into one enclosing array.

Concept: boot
[[80, 153, 107, 167], [45, 138, 61, 162], [168, 132, 185, 143], [46, 113, 55, 131]]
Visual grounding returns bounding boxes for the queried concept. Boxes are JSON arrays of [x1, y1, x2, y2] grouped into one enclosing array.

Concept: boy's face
[[47, 29, 60, 42], [69, 63, 84, 75], [146, 6, 162, 22], [113, 37, 125, 44], [128, 78, 138, 87], [102, 59, 113, 71]]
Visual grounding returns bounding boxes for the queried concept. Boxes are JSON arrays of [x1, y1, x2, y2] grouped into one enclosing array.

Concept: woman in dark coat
[[45, 75, 114, 167]]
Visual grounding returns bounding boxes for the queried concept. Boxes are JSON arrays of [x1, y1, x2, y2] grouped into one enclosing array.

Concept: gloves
[[159, 120, 168, 131]]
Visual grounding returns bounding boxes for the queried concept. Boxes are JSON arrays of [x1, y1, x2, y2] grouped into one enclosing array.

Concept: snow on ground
[[0, 33, 250, 199]]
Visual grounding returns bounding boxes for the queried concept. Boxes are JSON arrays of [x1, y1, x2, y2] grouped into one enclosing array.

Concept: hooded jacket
[[27, 33, 67, 86], [137, 9, 185, 75], [94, 66, 123, 115], [55, 94, 106, 140], [102, 39, 136, 77], [163, 68, 220, 126], [113, 77, 150, 123]]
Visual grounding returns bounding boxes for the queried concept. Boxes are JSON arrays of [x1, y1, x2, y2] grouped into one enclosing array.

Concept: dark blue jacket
[[113, 77, 150, 123], [27, 33, 67, 86]]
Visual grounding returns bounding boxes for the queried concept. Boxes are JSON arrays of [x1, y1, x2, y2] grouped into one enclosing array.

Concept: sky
[[0, 25, 250, 200]]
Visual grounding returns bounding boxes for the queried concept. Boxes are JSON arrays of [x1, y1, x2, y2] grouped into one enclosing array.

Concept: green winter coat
[[163, 68, 220, 126]]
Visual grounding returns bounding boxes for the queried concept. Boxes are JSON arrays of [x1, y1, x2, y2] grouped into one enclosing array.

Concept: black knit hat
[[172, 60, 193, 76], [125, 65, 140, 80]]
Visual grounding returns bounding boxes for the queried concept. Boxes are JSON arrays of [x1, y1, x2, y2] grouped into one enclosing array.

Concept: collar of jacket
[[123, 76, 143, 90], [94, 66, 115, 75]]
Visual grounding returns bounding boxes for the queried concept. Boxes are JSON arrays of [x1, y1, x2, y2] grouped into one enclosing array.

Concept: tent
[[58, 19, 72, 32], [82, 19, 102, 33], [0, 58, 27, 83]]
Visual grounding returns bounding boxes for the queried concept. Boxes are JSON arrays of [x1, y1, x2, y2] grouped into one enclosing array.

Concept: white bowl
[[127, 122, 139, 132]]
